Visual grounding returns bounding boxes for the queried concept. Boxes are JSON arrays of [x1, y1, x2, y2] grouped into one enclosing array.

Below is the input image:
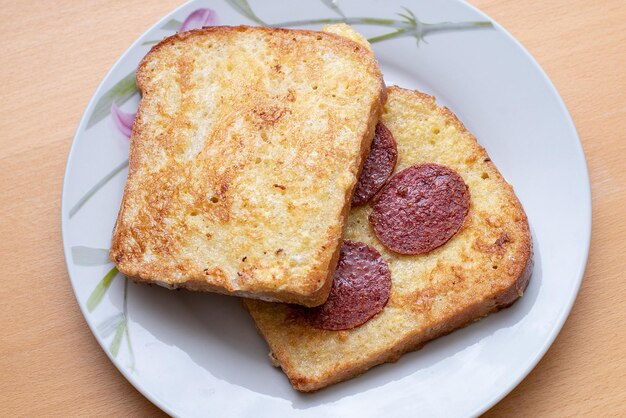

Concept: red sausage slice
[[352, 123, 398, 207], [369, 164, 470, 255], [303, 240, 391, 331]]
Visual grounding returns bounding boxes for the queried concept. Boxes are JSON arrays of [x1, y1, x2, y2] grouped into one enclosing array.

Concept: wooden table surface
[[1, 0, 624, 416]]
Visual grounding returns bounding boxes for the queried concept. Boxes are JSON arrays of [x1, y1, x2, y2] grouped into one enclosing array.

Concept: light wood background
[[1, 0, 624, 416]]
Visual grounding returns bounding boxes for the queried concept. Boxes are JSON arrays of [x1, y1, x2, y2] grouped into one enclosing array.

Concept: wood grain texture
[[0, 0, 624, 416]]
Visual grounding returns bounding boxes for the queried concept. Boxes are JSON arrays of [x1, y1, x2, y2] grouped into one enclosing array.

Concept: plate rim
[[60, 1, 592, 416]]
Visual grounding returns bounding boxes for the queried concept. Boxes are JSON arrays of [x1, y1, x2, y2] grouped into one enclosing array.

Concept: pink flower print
[[180, 8, 218, 32], [111, 102, 136, 139]]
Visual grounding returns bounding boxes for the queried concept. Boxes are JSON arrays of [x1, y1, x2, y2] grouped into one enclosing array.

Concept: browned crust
[[250, 239, 533, 391], [250, 86, 534, 391], [109, 25, 386, 306], [285, 253, 533, 391]]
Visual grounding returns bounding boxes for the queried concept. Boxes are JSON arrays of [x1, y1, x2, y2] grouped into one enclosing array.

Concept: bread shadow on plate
[[129, 231, 541, 407]]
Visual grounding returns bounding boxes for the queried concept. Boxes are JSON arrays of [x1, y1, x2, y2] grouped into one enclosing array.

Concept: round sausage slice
[[369, 163, 470, 255], [303, 240, 391, 331], [352, 123, 398, 206]]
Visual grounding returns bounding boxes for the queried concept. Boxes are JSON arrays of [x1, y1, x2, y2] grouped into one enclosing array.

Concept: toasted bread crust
[[110, 26, 385, 306], [244, 86, 533, 390]]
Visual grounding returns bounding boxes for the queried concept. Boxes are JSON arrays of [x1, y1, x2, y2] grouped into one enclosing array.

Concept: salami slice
[[369, 164, 470, 255], [352, 123, 398, 206], [303, 240, 391, 331]]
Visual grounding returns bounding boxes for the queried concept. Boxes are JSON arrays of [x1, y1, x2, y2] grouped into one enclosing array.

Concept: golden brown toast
[[110, 25, 385, 306], [244, 86, 532, 391]]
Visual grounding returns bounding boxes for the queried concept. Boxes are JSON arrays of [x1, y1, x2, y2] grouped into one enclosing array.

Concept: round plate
[[61, 1, 591, 416]]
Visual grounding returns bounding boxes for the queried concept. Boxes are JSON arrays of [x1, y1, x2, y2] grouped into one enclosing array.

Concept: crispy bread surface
[[110, 26, 385, 306], [244, 86, 533, 391]]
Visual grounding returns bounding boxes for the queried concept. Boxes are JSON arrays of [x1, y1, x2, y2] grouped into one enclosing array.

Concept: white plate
[[61, 1, 591, 416]]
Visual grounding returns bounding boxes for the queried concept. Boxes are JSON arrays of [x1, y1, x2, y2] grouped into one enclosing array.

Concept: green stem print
[[69, 159, 129, 218], [160, 18, 183, 31], [87, 266, 119, 312], [81, 250, 134, 366], [225, 0, 266, 25], [234, 3, 493, 45], [320, 0, 346, 18], [110, 315, 127, 357], [87, 72, 137, 129], [109, 278, 134, 369]]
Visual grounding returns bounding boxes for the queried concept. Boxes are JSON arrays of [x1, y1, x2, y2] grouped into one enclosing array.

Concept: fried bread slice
[[110, 25, 385, 306], [244, 86, 532, 391]]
